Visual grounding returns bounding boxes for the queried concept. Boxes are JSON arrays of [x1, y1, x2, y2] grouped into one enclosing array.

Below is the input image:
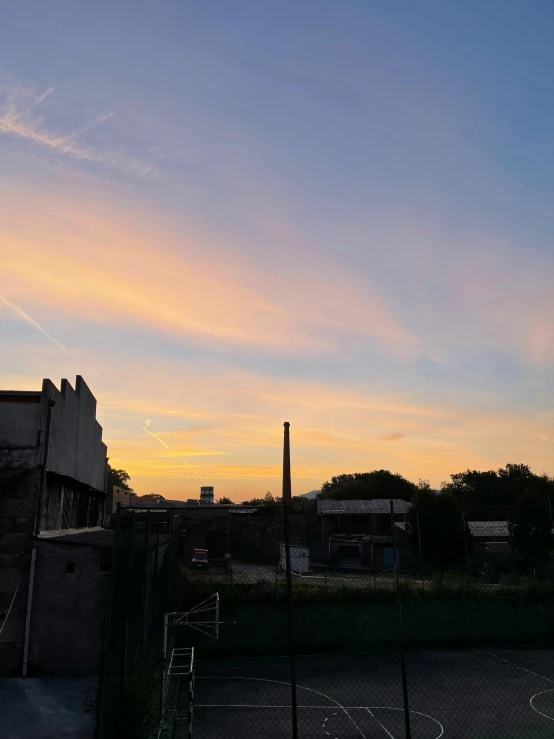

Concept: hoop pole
[[391, 500, 411, 739], [282, 421, 298, 739]]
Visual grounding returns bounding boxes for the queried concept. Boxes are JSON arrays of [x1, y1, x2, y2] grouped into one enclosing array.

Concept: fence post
[[461, 511, 471, 575], [95, 504, 121, 739], [151, 521, 160, 646], [507, 508, 517, 574], [416, 510, 424, 591], [323, 514, 328, 590], [225, 508, 230, 594], [282, 422, 298, 739], [140, 509, 151, 652], [122, 508, 136, 696], [390, 500, 411, 739]]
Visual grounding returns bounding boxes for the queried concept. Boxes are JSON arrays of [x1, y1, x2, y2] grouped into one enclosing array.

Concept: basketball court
[[191, 648, 554, 738], [159, 587, 554, 738]]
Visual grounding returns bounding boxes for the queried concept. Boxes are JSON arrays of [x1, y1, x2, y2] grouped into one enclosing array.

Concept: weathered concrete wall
[[0, 394, 42, 448], [0, 376, 108, 675], [105, 485, 134, 516], [0, 447, 41, 675], [28, 539, 112, 675], [44, 377, 107, 492]]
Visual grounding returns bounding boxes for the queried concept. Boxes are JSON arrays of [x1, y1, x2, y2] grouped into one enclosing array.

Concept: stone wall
[[28, 538, 112, 675]]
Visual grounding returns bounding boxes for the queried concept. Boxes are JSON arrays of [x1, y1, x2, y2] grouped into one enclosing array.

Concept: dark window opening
[[99, 561, 111, 573], [66, 562, 75, 574]]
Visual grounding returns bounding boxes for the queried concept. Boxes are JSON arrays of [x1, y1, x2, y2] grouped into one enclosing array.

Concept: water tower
[[200, 486, 214, 505]]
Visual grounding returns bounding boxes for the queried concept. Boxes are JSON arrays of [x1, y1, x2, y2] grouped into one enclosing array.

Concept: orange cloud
[[0, 186, 413, 355], [5, 348, 553, 502]]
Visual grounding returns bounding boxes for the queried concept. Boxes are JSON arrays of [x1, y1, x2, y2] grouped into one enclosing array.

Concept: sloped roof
[[317, 499, 411, 515], [468, 521, 509, 538], [43, 529, 115, 547]]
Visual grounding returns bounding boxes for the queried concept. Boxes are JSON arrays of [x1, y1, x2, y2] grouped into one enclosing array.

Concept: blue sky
[[1, 1, 554, 499]]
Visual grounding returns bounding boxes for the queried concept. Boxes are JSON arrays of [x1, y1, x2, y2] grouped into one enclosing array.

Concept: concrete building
[[0, 376, 108, 675], [28, 529, 113, 675], [200, 486, 214, 505], [316, 499, 411, 569], [104, 484, 136, 519]]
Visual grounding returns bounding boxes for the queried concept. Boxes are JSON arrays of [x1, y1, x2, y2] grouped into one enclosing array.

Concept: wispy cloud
[[381, 432, 405, 442], [0, 84, 99, 160], [142, 422, 205, 479], [0, 80, 160, 179], [0, 295, 66, 350]]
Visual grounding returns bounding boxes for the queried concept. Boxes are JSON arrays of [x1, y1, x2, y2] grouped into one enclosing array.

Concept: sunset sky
[[2, 2, 554, 501]]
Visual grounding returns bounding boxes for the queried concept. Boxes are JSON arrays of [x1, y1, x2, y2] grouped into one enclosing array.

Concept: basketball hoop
[[163, 593, 235, 657]]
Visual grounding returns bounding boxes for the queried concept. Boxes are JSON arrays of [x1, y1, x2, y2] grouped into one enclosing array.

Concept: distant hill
[[298, 489, 320, 499]]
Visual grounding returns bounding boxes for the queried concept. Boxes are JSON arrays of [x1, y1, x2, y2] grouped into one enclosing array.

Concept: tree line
[[319, 464, 554, 565]]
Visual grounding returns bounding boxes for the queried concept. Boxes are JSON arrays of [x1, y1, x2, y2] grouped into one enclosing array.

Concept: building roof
[[41, 528, 115, 547], [468, 521, 509, 538], [317, 499, 411, 515]]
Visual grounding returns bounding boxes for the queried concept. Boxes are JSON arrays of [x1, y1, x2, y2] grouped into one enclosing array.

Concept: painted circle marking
[[530, 688, 554, 721]]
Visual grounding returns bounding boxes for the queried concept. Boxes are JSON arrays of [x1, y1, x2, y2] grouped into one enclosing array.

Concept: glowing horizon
[[2, 5, 554, 501]]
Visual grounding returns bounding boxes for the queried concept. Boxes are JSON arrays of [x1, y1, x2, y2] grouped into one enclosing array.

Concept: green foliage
[[291, 496, 317, 512], [319, 470, 417, 501], [233, 538, 276, 564], [116, 649, 160, 739], [410, 487, 471, 564], [496, 573, 554, 597], [242, 491, 281, 506], [107, 464, 131, 491], [425, 571, 478, 598], [174, 563, 554, 608], [510, 490, 553, 562], [442, 463, 554, 518], [217, 497, 233, 504]]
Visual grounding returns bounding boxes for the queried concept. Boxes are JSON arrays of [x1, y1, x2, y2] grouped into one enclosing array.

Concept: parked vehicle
[[190, 548, 209, 569]]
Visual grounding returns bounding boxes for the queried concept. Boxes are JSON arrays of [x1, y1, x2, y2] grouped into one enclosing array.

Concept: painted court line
[[196, 676, 368, 738], [195, 701, 444, 739], [366, 708, 396, 739], [530, 689, 554, 722], [481, 649, 554, 684]]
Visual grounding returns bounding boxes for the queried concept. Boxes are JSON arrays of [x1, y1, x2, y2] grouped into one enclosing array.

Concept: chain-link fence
[[94, 500, 554, 738], [169, 501, 554, 739], [96, 506, 180, 739]]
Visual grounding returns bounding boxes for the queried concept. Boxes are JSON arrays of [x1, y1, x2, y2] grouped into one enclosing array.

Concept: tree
[[141, 493, 165, 501], [241, 491, 281, 506], [107, 464, 131, 491], [441, 469, 501, 517], [510, 490, 553, 563], [217, 497, 233, 505], [318, 470, 417, 501], [442, 464, 554, 519], [410, 486, 471, 565]]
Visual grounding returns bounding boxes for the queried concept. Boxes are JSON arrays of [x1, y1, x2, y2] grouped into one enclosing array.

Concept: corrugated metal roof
[[468, 521, 509, 538], [317, 499, 411, 514]]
